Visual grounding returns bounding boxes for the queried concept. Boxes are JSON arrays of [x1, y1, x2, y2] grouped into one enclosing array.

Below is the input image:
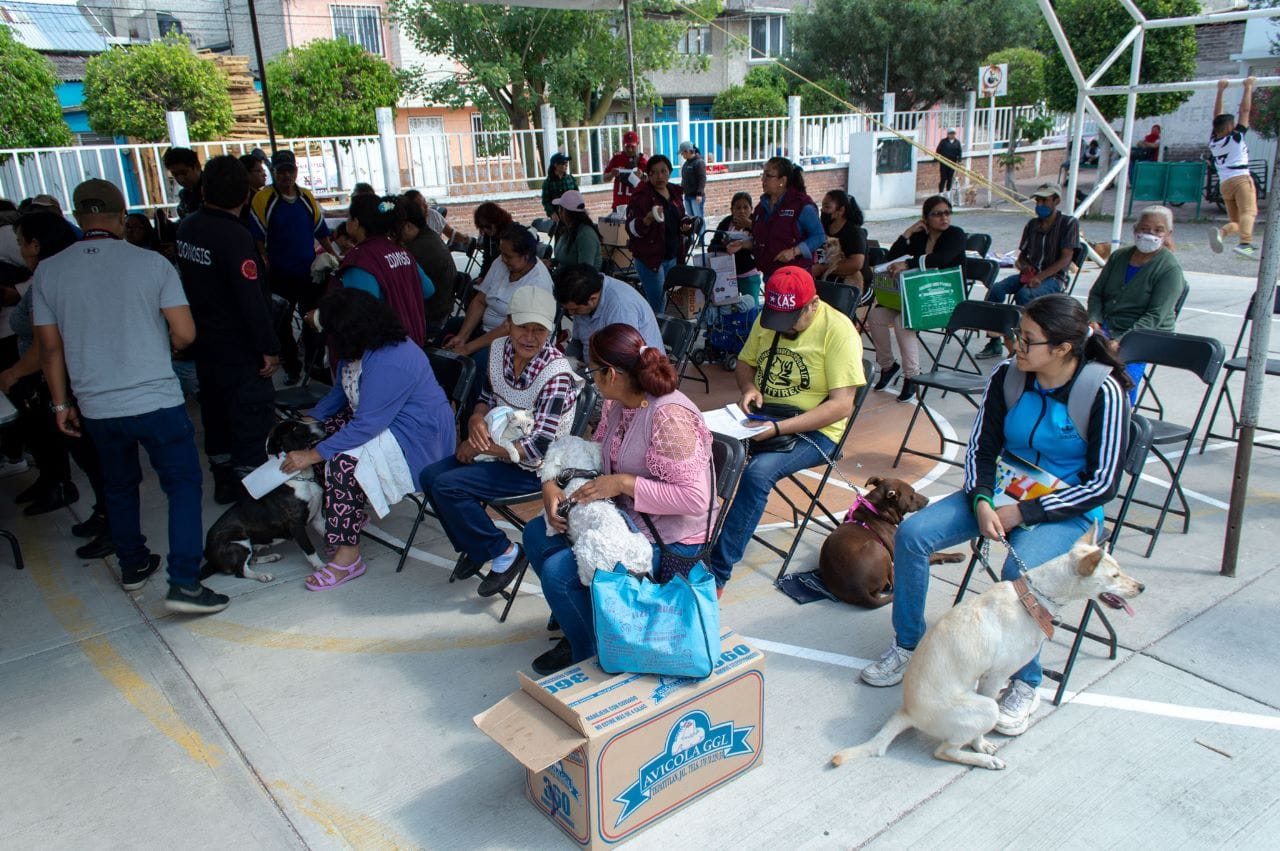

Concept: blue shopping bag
[[590, 562, 720, 678]]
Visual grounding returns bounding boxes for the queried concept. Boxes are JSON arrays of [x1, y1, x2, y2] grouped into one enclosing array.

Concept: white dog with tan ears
[[540, 436, 655, 585], [831, 527, 1144, 770]]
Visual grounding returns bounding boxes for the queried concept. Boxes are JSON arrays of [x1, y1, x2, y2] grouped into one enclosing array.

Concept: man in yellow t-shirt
[[707, 267, 865, 588]]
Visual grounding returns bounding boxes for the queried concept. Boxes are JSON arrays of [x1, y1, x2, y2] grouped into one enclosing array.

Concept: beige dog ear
[[1076, 548, 1103, 576], [1075, 521, 1099, 548], [865, 476, 882, 489]]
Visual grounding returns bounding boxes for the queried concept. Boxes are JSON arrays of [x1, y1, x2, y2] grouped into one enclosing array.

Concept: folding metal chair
[[361, 348, 478, 574], [456, 382, 601, 622], [1063, 242, 1088, 297], [953, 414, 1150, 705], [964, 232, 992, 257], [751, 359, 879, 581], [815, 279, 861, 319], [658, 316, 705, 394], [274, 334, 332, 419], [963, 256, 999, 300], [663, 265, 716, 386], [1130, 280, 1191, 421], [1116, 329, 1225, 557], [709, 433, 748, 544], [894, 301, 1021, 471], [1199, 292, 1280, 453]]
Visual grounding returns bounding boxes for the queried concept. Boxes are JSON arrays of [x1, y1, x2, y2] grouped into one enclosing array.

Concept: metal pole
[[1222, 141, 1280, 577], [1110, 27, 1142, 247], [1089, 76, 1280, 96], [986, 94, 995, 207], [1064, 91, 1085, 217], [622, 0, 640, 132], [246, 0, 277, 153]]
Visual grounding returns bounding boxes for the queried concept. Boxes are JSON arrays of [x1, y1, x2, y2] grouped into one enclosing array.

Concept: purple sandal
[[304, 557, 367, 591]]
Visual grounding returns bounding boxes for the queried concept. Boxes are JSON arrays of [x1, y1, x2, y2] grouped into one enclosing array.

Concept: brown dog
[[818, 477, 964, 608]]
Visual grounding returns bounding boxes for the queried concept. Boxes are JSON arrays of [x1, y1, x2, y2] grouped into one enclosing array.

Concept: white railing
[[1, 104, 1074, 211]]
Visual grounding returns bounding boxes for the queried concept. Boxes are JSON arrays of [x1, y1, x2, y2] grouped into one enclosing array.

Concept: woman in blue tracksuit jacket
[[861, 294, 1132, 735]]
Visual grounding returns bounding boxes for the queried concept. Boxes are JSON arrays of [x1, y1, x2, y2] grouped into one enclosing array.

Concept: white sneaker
[[995, 680, 1041, 736], [1233, 243, 1258, 260], [1209, 227, 1224, 254], [860, 643, 913, 687], [0, 458, 29, 479]]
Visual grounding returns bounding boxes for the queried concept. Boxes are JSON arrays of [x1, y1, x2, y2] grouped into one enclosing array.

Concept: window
[[471, 113, 511, 159], [749, 15, 789, 60], [677, 26, 711, 56], [331, 5, 383, 55]]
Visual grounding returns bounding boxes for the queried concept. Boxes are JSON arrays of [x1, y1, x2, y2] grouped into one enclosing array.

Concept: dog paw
[[256, 572, 274, 583], [249, 553, 284, 565], [983, 756, 1007, 770], [975, 737, 998, 755]]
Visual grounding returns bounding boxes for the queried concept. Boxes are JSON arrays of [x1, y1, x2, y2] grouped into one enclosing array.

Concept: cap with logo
[[72, 179, 126, 215], [271, 149, 297, 170], [508, 285, 558, 332], [760, 266, 817, 332], [1032, 182, 1062, 199], [552, 189, 587, 212], [622, 131, 640, 146]]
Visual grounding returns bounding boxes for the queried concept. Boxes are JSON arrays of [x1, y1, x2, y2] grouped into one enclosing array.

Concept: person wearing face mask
[[1087, 205, 1185, 401], [977, 184, 1080, 359]]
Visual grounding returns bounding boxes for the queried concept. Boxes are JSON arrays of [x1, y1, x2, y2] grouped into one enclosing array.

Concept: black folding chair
[[658, 316, 705, 394], [363, 348, 478, 574], [962, 256, 999, 300], [752, 359, 879, 581], [710, 433, 748, 544], [456, 382, 601, 622], [274, 334, 332, 419], [894, 301, 1021, 470], [1130, 280, 1191, 421], [1199, 292, 1280, 453], [1063, 242, 1088, 297], [663, 265, 716, 386], [815, 279, 861, 319], [1116, 329, 1225, 557], [965, 232, 992, 257], [953, 415, 1150, 705]]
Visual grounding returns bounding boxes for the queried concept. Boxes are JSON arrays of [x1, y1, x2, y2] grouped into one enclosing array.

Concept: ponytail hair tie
[[378, 200, 395, 214], [1085, 326, 1094, 339], [638, 345, 653, 355]]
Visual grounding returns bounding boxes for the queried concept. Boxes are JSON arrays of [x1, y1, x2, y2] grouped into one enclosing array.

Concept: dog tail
[[831, 710, 913, 766], [848, 587, 893, 609]]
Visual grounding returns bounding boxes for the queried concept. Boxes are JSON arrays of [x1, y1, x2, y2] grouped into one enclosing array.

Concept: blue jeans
[[81, 405, 204, 587], [890, 490, 1095, 687], [524, 514, 702, 663], [706, 431, 836, 586], [420, 455, 541, 563], [635, 257, 677, 315], [684, 196, 705, 230], [985, 273, 1063, 306]]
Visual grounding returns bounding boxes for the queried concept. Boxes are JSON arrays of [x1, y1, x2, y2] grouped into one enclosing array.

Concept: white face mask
[[1135, 233, 1164, 254]]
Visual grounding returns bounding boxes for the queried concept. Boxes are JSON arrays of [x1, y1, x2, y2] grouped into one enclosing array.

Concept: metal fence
[[1, 104, 1075, 211]]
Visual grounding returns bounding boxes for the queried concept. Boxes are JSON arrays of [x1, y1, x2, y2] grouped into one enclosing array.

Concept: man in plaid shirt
[[421, 286, 582, 598]]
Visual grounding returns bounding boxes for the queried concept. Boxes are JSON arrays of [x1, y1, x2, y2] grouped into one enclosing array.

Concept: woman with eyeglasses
[[522, 322, 716, 676], [861, 293, 1132, 736], [472, 202, 514, 281], [725, 156, 824, 282], [867, 194, 966, 401]]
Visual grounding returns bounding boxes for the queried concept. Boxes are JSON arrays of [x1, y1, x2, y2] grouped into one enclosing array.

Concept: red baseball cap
[[760, 266, 817, 332], [622, 131, 640, 145]]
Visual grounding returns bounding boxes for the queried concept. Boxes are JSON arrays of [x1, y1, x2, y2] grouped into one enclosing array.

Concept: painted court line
[[741, 636, 1280, 732], [360, 524, 545, 598]]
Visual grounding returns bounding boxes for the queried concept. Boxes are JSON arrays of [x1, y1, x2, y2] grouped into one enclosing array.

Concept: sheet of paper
[[872, 255, 913, 275], [241, 454, 299, 500], [702, 404, 771, 440], [627, 170, 642, 187]]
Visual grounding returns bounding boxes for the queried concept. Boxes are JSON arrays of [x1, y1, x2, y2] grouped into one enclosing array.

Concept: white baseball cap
[[508, 286, 557, 331]]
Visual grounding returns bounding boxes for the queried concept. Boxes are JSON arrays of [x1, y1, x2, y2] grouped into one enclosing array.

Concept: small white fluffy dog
[[310, 253, 339, 285], [540, 436, 655, 586], [476, 406, 536, 463], [831, 527, 1144, 770]]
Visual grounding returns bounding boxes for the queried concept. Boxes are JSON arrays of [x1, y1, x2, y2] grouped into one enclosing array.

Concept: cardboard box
[[598, 219, 633, 271], [475, 632, 765, 848]]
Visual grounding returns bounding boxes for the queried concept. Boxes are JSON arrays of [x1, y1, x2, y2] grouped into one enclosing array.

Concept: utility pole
[[246, 0, 278, 153], [622, 0, 640, 131]]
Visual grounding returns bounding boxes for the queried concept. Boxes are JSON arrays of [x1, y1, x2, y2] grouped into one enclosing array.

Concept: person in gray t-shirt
[[554, 264, 663, 359], [34, 178, 228, 615]]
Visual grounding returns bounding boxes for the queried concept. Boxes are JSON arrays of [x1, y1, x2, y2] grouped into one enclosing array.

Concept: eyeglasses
[[586, 365, 611, 377], [1011, 329, 1054, 352], [762, 172, 783, 179], [927, 209, 953, 218]]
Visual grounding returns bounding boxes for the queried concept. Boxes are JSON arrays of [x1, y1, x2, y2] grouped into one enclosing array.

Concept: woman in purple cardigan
[[523, 323, 717, 675], [281, 289, 455, 590]]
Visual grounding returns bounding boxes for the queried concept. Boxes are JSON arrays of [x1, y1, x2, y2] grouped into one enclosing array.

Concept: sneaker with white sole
[[860, 643, 913, 687], [1209, 227, 1224, 254], [994, 680, 1041, 735], [1233, 243, 1258, 260], [0, 458, 29, 479], [165, 582, 230, 614]]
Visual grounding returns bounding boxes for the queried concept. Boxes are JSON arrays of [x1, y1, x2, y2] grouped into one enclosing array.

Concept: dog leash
[[842, 494, 894, 555], [976, 535, 1059, 639]]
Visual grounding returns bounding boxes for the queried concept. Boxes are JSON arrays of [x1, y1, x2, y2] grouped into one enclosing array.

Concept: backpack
[[1001, 361, 1111, 439]]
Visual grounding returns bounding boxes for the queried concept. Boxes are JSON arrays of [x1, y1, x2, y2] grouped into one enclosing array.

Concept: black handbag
[[746, 333, 803, 454], [640, 458, 716, 584]]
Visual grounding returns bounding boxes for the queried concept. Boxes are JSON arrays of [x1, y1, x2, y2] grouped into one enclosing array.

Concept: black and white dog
[[199, 419, 327, 583]]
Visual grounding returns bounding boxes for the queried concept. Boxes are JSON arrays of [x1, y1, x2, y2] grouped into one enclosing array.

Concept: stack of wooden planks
[[199, 51, 268, 140]]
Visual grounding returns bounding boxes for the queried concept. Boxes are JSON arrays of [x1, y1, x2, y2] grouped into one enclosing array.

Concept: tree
[[712, 84, 787, 119], [83, 37, 233, 141], [790, 0, 1043, 110], [1042, 0, 1199, 120], [390, 0, 721, 130], [0, 26, 74, 149], [266, 39, 400, 138]]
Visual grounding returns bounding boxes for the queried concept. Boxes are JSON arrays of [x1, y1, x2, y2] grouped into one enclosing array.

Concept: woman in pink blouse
[[523, 323, 717, 675]]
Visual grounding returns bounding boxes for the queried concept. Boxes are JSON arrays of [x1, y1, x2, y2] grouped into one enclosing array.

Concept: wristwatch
[[51, 401, 74, 413]]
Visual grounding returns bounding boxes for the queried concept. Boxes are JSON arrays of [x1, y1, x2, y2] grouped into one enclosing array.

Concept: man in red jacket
[[603, 131, 648, 210]]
